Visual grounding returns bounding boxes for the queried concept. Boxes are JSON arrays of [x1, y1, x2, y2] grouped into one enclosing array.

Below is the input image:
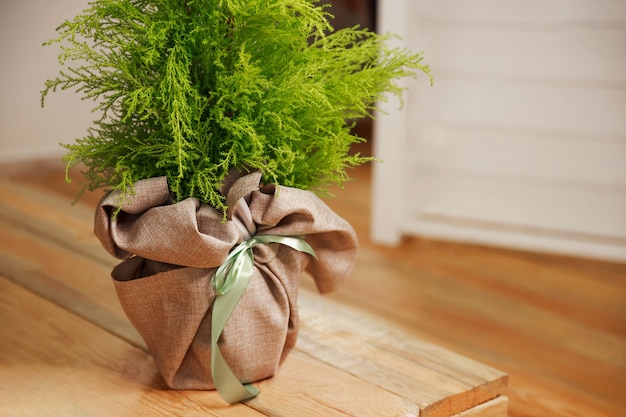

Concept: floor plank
[[296, 293, 506, 417], [0, 276, 263, 417], [453, 396, 508, 417], [249, 350, 421, 417]]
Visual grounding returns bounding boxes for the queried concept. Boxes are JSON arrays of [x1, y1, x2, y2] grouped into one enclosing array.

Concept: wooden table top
[[0, 177, 507, 416]]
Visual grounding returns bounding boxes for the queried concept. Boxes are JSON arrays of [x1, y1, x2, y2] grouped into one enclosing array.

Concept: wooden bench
[[0, 177, 508, 416]]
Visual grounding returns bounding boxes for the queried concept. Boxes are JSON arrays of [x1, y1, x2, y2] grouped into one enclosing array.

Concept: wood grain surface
[[0, 276, 263, 417], [0, 159, 508, 416]]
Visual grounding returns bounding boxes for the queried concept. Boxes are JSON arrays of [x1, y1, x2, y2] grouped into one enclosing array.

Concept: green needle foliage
[[42, 0, 431, 213]]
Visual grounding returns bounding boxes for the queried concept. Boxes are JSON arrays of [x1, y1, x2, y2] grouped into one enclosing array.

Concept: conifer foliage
[[42, 0, 430, 212]]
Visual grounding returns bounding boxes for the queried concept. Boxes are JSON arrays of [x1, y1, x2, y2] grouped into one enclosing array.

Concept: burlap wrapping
[[94, 172, 357, 390]]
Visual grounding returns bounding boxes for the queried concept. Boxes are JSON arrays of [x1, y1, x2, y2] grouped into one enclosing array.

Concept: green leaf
[[42, 0, 431, 213]]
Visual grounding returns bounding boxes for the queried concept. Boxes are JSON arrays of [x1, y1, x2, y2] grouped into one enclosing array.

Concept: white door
[[372, 0, 626, 262]]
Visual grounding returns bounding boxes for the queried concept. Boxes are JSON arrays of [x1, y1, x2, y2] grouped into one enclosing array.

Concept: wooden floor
[[1, 157, 625, 417]]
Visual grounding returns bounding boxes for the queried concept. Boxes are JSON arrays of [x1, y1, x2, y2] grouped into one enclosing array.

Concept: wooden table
[[0, 177, 508, 416]]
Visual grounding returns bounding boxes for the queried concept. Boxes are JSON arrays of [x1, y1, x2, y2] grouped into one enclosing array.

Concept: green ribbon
[[210, 235, 317, 404]]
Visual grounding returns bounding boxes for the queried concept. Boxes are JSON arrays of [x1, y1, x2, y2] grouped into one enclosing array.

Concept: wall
[[0, 0, 92, 162], [372, 0, 626, 261]]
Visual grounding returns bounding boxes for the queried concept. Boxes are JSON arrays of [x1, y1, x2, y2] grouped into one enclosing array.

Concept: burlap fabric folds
[[94, 172, 357, 390]]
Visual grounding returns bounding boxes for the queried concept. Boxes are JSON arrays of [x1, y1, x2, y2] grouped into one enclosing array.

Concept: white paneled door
[[372, 0, 626, 262]]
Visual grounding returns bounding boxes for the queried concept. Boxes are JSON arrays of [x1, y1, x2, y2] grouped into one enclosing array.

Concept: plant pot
[[94, 172, 357, 401]]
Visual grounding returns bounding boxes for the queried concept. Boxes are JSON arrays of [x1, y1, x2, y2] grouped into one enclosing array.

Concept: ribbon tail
[[211, 307, 260, 403], [211, 251, 259, 403]]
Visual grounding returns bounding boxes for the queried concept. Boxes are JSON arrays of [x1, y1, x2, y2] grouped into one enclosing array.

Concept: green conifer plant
[[42, 0, 430, 213]]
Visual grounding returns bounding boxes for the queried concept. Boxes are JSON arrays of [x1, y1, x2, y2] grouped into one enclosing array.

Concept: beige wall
[[0, 0, 92, 162]]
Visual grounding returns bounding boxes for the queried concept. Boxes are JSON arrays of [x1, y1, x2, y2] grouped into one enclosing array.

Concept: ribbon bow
[[210, 235, 317, 404]]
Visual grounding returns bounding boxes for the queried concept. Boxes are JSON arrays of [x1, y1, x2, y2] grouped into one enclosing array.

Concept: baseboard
[[401, 220, 626, 264]]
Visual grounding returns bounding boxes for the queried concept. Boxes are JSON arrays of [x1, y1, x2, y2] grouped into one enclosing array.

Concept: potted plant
[[42, 0, 430, 404]]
